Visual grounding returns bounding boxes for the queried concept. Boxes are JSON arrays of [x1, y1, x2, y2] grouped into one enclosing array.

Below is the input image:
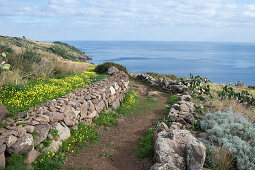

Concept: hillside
[[0, 36, 92, 87]]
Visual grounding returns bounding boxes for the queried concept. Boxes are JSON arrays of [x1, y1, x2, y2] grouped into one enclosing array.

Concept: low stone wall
[[0, 69, 129, 168], [137, 74, 189, 95]]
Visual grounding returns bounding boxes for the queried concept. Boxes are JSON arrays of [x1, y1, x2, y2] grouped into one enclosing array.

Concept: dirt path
[[64, 80, 169, 170]]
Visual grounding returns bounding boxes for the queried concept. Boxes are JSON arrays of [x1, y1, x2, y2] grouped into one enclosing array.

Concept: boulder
[[151, 123, 206, 170], [108, 66, 119, 75], [7, 134, 33, 154], [34, 123, 50, 145], [25, 149, 41, 164], [0, 100, 9, 123], [64, 109, 79, 127], [95, 100, 105, 112]]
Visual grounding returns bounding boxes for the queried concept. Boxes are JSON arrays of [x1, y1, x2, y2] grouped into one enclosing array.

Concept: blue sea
[[65, 41, 255, 85]]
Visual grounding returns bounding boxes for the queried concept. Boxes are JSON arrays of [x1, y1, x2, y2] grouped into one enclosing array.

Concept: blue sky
[[1, 0, 255, 42]]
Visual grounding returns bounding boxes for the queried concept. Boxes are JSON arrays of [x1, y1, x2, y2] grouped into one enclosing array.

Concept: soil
[[64, 80, 169, 170]]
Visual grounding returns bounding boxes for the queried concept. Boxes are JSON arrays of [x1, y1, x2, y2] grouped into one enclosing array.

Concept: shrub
[[3, 152, 27, 170], [21, 48, 41, 63], [94, 111, 119, 127], [146, 72, 179, 80], [94, 62, 128, 74], [200, 108, 255, 170]]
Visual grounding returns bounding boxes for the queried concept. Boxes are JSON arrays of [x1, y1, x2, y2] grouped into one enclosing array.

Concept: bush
[[200, 108, 255, 170], [22, 48, 41, 63], [146, 72, 179, 80], [94, 62, 128, 74]]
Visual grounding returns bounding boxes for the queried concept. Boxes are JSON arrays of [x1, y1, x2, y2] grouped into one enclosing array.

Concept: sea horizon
[[64, 40, 255, 86]]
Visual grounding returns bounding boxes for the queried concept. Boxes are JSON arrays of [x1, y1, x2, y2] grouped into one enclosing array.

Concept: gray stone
[[17, 126, 27, 137], [24, 125, 35, 133], [87, 110, 98, 119], [6, 135, 17, 147], [87, 100, 95, 112], [64, 110, 79, 127], [181, 95, 191, 101], [0, 144, 6, 154], [109, 86, 116, 95], [25, 149, 41, 164], [80, 101, 88, 119], [180, 103, 190, 112], [49, 112, 64, 123], [108, 66, 119, 75], [112, 99, 120, 109], [7, 134, 33, 154], [0, 152, 5, 168], [0, 100, 9, 123], [49, 140, 62, 153], [186, 140, 206, 170], [55, 123, 70, 141], [95, 100, 105, 112], [148, 91, 160, 97], [34, 123, 50, 145]]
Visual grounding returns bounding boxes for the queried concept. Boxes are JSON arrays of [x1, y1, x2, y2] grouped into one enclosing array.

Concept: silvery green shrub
[[201, 107, 255, 169]]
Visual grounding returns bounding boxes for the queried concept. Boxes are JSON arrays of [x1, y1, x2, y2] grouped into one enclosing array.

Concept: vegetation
[[146, 72, 179, 80], [95, 62, 128, 74], [200, 108, 255, 170], [167, 95, 180, 105], [2, 152, 27, 170], [137, 128, 155, 158], [0, 71, 108, 116], [94, 111, 119, 127]]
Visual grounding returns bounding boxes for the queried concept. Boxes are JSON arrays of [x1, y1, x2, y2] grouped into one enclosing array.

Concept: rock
[[80, 101, 88, 119], [151, 127, 206, 170], [109, 86, 116, 95], [17, 126, 27, 137], [148, 91, 160, 97], [0, 152, 5, 168], [180, 103, 190, 112], [34, 123, 50, 145], [7, 134, 33, 154], [87, 110, 98, 119], [111, 99, 120, 109], [64, 110, 79, 127], [55, 123, 70, 141], [24, 125, 34, 133], [186, 140, 206, 170], [108, 66, 119, 75], [95, 100, 105, 112], [168, 108, 179, 122], [6, 135, 17, 147], [181, 95, 191, 101], [49, 112, 64, 123], [0, 144, 6, 154], [34, 115, 49, 124], [25, 149, 41, 164], [0, 100, 9, 123], [87, 100, 95, 112], [49, 140, 62, 153]]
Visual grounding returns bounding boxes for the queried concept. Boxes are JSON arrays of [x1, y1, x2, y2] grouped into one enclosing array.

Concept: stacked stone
[[137, 73, 190, 94], [0, 67, 129, 168]]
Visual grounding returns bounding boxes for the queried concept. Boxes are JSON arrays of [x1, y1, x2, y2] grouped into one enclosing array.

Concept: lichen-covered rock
[[34, 123, 50, 145], [6, 135, 17, 147], [7, 134, 33, 154]]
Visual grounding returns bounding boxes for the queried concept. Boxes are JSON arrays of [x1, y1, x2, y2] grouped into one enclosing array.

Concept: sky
[[1, 0, 255, 42]]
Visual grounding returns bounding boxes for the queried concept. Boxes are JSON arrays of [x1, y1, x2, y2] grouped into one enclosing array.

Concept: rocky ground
[[64, 80, 170, 170]]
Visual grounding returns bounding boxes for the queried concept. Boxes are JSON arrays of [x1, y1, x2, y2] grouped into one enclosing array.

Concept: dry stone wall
[[0, 68, 129, 168]]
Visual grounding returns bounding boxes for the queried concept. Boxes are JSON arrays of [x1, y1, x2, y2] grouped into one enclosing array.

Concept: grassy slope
[[0, 36, 88, 61]]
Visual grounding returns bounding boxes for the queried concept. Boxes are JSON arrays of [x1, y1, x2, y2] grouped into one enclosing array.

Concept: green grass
[[137, 129, 155, 158], [94, 111, 119, 127], [2, 152, 28, 170], [167, 95, 180, 105]]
